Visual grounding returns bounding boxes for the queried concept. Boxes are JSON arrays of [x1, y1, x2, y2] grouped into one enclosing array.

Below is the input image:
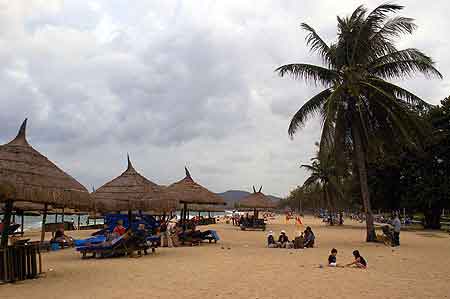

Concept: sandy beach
[[1, 216, 450, 299]]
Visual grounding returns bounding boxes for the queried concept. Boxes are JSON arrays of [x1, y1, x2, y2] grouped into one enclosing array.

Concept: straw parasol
[[163, 167, 225, 223], [92, 155, 176, 215], [236, 186, 277, 217], [165, 167, 225, 205], [0, 119, 90, 246]]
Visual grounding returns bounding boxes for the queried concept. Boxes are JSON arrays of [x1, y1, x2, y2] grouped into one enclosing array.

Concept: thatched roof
[[92, 155, 176, 213], [1, 201, 48, 215], [236, 186, 277, 210], [0, 119, 90, 210], [164, 167, 225, 206]]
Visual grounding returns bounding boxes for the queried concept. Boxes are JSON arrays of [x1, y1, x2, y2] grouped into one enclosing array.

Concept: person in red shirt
[[113, 220, 126, 236]]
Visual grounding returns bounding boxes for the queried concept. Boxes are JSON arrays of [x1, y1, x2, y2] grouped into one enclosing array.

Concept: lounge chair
[[74, 235, 106, 247], [76, 233, 158, 259], [76, 233, 130, 259], [0, 223, 21, 235], [240, 219, 266, 231]]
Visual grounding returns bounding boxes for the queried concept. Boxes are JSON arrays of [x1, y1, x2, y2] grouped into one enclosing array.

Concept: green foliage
[[367, 97, 450, 228]]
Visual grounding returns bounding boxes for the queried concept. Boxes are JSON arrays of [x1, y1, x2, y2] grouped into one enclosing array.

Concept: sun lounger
[[0, 223, 21, 235], [240, 219, 266, 231], [74, 236, 106, 247], [76, 233, 158, 258], [76, 233, 129, 258]]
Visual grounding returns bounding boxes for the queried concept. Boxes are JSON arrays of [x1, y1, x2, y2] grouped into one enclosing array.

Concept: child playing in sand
[[346, 250, 367, 269], [328, 248, 338, 267]]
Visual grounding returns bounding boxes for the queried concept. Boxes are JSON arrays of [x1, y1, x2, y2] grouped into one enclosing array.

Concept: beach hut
[[0, 119, 91, 244], [164, 167, 225, 224], [91, 155, 176, 219], [0, 119, 90, 281], [235, 186, 277, 230]]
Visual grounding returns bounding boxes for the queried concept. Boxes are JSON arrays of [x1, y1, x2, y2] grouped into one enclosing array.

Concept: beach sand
[[1, 216, 449, 299]]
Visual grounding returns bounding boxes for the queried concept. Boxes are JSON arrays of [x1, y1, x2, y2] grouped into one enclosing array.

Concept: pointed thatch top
[[92, 155, 171, 212], [163, 167, 225, 205], [236, 186, 277, 210], [0, 119, 90, 210]]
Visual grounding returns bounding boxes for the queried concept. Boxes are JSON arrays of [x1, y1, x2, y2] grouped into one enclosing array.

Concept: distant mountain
[[217, 189, 282, 209]]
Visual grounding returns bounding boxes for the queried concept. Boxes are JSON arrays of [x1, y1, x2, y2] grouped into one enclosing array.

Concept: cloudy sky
[[1, 1, 449, 197]]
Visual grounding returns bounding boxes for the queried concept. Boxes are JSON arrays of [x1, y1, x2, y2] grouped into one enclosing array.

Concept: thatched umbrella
[[0, 119, 90, 247], [236, 186, 277, 218], [92, 155, 176, 220], [164, 167, 225, 223]]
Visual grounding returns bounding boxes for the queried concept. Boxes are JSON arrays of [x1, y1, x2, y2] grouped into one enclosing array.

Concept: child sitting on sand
[[267, 231, 277, 248], [328, 248, 338, 267], [346, 250, 367, 269]]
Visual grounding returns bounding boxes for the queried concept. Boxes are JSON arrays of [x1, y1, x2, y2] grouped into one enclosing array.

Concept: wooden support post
[[61, 208, 65, 224], [128, 210, 132, 225], [40, 204, 48, 243], [1, 199, 13, 248], [21, 213, 24, 235], [77, 214, 81, 230]]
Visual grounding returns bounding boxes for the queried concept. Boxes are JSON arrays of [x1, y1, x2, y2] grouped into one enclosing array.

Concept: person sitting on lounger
[[51, 225, 74, 247], [346, 250, 367, 269], [113, 220, 126, 236], [133, 223, 148, 257], [304, 226, 315, 248], [277, 230, 289, 248], [267, 231, 277, 248]]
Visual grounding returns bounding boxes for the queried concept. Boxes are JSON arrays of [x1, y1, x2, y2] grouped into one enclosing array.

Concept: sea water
[[0, 214, 104, 231]]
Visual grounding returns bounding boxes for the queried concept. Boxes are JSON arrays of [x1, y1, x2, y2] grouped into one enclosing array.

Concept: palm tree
[[276, 3, 442, 241], [301, 146, 343, 225]]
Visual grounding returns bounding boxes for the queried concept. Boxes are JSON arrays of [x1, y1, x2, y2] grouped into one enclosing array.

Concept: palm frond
[[371, 58, 442, 79], [367, 77, 430, 107], [300, 164, 318, 172], [300, 23, 334, 66], [361, 82, 419, 142], [288, 88, 332, 136], [275, 63, 338, 86], [368, 16, 416, 58]]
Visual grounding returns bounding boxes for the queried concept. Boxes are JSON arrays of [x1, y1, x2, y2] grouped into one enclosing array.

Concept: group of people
[[267, 226, 315, 249], [327, 248, 367, 269], [91, 220, 150, 257]]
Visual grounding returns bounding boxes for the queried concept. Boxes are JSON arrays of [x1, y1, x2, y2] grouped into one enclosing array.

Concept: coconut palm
[[301, 146, 343, 225], [276, 3, 442, 241]]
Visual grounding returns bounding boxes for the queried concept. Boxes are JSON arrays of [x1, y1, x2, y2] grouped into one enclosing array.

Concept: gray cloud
[[1, 0, 449, 197]]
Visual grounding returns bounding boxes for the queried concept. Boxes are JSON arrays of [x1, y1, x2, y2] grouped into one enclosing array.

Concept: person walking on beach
[[392, 213, 401, 246]]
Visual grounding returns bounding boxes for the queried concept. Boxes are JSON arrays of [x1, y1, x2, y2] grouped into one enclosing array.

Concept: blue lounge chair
[[76, 233, 130, 259]]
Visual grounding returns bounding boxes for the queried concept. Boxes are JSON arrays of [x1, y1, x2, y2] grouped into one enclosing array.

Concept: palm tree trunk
[[351, 121, 376, 242]]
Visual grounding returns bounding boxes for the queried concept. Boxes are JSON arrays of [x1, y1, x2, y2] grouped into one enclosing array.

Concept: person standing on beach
[[392, 213, 401, 246]]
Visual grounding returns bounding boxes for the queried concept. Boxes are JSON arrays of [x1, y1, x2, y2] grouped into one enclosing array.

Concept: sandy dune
[[1, 216, 450, 299]]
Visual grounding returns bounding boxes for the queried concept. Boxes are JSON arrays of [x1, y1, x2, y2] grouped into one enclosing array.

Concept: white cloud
[[1, 0, 449, 197]]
